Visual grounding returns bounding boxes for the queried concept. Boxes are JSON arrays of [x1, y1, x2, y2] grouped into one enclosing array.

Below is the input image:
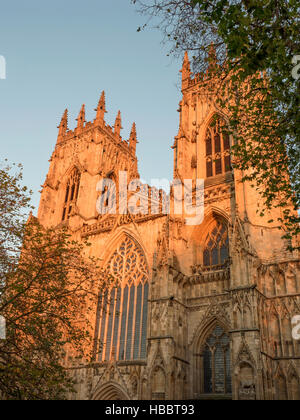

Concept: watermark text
[[96, 172, 204, 226], [292, 315, 300, 341]]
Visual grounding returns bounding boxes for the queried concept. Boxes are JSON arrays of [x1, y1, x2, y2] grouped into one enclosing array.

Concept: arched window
[[94, 236, 149, 362], [203, 219, 229, 269], [97, 173, 117, 215], [205, 116, 231, 178], [203, 325, 232, 395], [62, 168, 80, 221]]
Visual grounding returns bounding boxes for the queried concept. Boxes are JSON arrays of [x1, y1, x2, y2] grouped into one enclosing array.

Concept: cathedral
[[37, 53, 300, 400]]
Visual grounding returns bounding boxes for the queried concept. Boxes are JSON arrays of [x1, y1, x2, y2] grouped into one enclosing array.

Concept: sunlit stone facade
[[37, 55, 300, 400]]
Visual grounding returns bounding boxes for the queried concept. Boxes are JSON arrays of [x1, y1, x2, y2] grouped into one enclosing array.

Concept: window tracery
[[203, 219, 229, 269], [95, 236, 149, 362], [205, 116, 231, 178], [62, 168, 80, 221], [203, 325, 232, 395]]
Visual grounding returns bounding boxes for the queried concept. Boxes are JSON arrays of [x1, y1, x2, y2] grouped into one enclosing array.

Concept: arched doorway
[[92, 381, 130, 400]]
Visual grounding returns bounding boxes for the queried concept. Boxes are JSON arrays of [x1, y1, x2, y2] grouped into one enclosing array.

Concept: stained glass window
[[112, 288, 121, 352], [205, 116, 231, 178], [203, 325, 231, 394], [140, 282, 149, 359], [126, 286, 135, 360], [206, 160, 213, 178], [214, 133, 221, 153], [206, 132, 212, 156], [133, 284, 143, 359], [223, 133, 230, 151], [95, 236, 149, 362], [203, 219, 229, 269], [224, 155, 231, 172], [215, 158, 222, 175], [105, 288, 115, 361]]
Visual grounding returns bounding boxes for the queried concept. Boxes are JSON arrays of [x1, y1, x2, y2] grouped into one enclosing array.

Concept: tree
[[0, 162, 109, 400], [133, 0, 300, 247]]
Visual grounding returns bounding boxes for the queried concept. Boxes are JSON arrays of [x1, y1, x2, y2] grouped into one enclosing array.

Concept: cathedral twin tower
[[37, 54, 300, 400]]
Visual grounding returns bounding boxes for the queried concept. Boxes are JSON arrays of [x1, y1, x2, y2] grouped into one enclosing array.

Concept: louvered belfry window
[[62, 168, 80, 221], [203, 219, 229, 269], [95, 236, 149, 362], [203, 325, 232, 395], [205, 116, 231, 178]]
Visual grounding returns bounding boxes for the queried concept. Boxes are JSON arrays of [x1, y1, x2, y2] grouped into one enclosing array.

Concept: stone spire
[[181, 52, 191, 90], [57, 109, 68, 140], [76, 104, 86, 130], [114, 110, 122, 137], [129, 122, 138, 153], [95, 91, 107, 126]]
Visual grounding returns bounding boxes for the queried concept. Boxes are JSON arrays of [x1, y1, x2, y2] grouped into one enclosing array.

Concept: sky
[[0, 0, 182, 211]]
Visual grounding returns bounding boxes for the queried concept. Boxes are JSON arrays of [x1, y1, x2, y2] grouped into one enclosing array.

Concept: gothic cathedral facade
[[37, 54, 300, 400]]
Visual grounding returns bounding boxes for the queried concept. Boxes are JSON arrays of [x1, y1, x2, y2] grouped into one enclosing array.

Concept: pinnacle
[[95, 91, 107, 125], [76, 104, 86, 129], [57, 108, 68, 138], [130, 122, 137, 140], [114, 110, 123, 136]]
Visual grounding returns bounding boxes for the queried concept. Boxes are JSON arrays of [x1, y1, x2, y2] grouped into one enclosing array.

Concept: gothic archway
[[92, 381, 130, 400], [192, 319, 232, 399], [202, 218, 229, 270], [62, 167, 81, 221], [202, 324, 232, 395], [205, 115, 231, 178], [190, 210, 230, 277]]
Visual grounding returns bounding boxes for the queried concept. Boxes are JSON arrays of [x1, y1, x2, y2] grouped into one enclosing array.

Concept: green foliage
[[0, 163, 107, 400], [133, 0, 300, 247]]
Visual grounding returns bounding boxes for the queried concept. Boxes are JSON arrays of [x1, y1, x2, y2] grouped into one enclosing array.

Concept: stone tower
[[37, 56, 300, 400], [38, 92, 139, 230]]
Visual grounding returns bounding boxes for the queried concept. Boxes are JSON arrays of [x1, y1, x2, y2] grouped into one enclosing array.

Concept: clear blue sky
[[0, 0, 182, 211]]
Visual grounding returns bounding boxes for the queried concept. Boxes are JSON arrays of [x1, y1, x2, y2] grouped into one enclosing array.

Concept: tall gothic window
[[203, 325, 232, 395], [62, 168, 80, 221], [94, 236, 149, 362], [205, 116, 231, 178], [203, 219, 229, 269]]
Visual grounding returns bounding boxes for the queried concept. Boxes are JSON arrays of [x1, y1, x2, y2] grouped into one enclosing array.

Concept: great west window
[[94, 236, 149, 362]]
